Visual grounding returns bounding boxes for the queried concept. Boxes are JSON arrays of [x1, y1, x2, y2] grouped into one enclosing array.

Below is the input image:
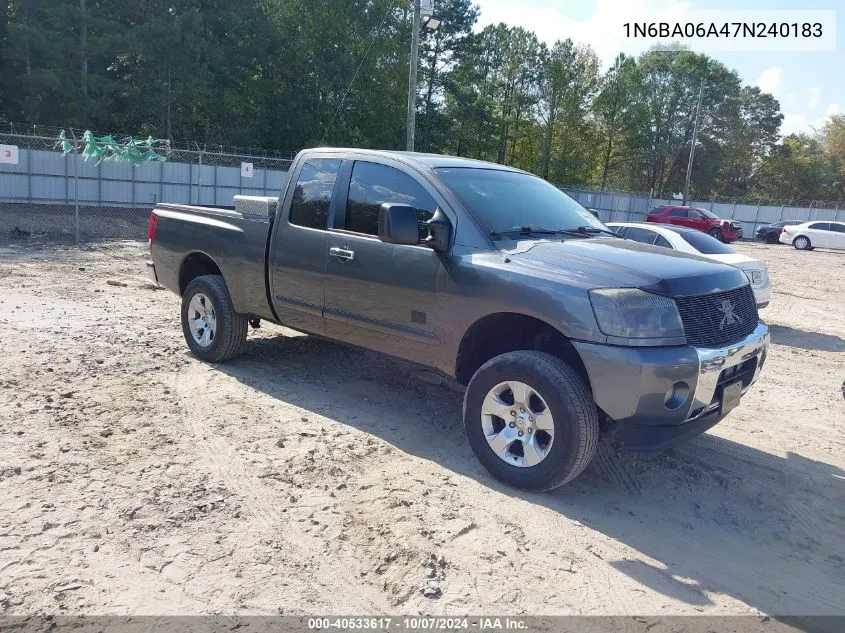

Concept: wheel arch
[[179, 252, 222, 295], [454, 312, 591, 393]]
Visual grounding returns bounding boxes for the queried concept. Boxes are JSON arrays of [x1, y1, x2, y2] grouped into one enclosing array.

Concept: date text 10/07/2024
[[623, 22, 823, 38], [307, 618, 528, 630]]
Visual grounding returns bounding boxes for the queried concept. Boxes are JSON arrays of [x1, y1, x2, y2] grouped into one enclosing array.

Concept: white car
[[778, 220, 845, 251], [608, 222, 772, 308]]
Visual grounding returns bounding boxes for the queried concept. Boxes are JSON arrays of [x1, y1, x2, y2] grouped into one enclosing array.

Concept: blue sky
[[472, 0, 843, 136]]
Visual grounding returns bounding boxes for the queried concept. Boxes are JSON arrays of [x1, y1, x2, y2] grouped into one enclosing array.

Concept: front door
[[808, 223, 832, 248], [828, 222, 845, 249], [323, 159, 448, 363]]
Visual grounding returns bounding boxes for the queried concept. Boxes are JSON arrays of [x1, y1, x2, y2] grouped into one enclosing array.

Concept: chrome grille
[[676, 285, 758, 347]]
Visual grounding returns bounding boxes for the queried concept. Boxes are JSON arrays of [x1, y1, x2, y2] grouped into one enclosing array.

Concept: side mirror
[[378, 204, 452, 252], [424, 208, 451, 252], [379, 203, 420, 246]]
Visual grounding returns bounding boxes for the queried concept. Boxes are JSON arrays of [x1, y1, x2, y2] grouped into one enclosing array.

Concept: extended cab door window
[[289, 159, 343, 230], [342, 161, 437, 240]]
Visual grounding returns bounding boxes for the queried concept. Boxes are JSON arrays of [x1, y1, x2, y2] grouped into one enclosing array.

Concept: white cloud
[[756, 66, 782, 95], [781, 105, 841, 137], [808, 86, 821, 109], [473, 0, 692, 68], [781, 112, 809, 137]]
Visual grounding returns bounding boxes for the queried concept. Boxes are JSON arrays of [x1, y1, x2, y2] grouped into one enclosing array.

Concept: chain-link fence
[[0, 126, 294, 242], [4, 123, 845, 243]]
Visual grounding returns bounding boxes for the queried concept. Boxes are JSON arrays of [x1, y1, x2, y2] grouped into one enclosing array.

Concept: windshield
[[435, 167, 607, 237], [676, 229, 734, 254], [694, 207, 720, 220]]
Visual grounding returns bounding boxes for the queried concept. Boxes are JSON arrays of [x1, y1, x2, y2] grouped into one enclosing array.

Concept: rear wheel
[[463, 351, 599, 491], [181, 275, 248, 362], [793, 235, 812, 250], [708, 227, 724, 242]]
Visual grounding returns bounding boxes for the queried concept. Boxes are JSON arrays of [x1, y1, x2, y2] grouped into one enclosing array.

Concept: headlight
[[589, 288, 685, 339], [744, 269, 765, 286], [745, 270, 762, 284]]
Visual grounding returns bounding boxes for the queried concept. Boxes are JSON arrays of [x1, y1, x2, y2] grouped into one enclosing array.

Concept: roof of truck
[[301, 147, 525, 172]]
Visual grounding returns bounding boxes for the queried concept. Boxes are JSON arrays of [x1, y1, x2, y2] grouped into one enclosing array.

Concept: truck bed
[[150, 203, 275, 320]]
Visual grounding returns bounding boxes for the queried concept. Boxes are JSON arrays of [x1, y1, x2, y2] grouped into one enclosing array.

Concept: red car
[[646, 205, 743, 242]]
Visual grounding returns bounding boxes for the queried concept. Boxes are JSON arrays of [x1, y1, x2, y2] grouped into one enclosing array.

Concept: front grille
[[675, 285, 758, 347]]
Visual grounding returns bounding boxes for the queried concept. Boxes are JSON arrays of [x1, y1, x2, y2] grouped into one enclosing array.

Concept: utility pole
[[683, 80, 704, 204], [406, 0, 421, 151]]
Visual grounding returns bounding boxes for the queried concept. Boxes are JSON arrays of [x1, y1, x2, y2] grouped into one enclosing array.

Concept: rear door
[[322, 158, 452, 363], [268, 156, 345, 335], [666, 207, 689, 227]]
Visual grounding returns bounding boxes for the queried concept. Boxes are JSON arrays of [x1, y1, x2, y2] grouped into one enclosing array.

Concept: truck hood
[[502, 237, 749, 297]]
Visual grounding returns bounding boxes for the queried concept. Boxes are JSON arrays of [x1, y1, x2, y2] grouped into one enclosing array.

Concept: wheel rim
[[187, 292, 217, 347], [480, 381, 555, 468], [796, 237, 808, 249]]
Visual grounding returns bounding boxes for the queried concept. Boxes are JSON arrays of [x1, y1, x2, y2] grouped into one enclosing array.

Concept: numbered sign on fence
[[241, 162, 254, 178], [0, 144, 19, 165]]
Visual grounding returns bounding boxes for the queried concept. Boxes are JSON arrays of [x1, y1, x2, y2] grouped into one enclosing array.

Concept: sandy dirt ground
[[0, 238, 843, 617]]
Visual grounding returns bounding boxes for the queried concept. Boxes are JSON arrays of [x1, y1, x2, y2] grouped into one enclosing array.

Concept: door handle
[[329, 247, 355, 261]]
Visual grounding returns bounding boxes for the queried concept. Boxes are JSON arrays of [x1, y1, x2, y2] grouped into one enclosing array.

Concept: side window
[[809, 222, 830, 230], [345, 161, 437, 239], [668, 208, 688, 218], [611, 226, 626, 236], [289, 159, 342, 230], [625, 227, 658, 244], [829, 223, 845, 233], [654, 234, 673, 248], [687, 210, 703, 219]]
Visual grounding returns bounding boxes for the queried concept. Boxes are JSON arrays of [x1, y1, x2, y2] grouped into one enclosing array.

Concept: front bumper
[[752, 282, 772, 308], [574, 322, 769, 451]]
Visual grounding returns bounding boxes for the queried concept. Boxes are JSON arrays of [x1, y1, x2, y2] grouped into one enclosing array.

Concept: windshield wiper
[[491, 226, 587, 238], [574, 225, 620, 238], [490, 225, 621, 240]]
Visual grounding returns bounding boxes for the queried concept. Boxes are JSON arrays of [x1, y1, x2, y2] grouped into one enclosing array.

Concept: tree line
[[2, 0, 844, 204]]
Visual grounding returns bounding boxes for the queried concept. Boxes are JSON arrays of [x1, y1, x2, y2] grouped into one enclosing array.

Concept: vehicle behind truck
[[147, 148, 770, 491]]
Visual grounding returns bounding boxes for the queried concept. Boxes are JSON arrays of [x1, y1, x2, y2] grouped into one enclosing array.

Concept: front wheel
[[463, 351, 599, 491], [793, 235, 812, 250], [181, 275, 248, 362], [708, 227, 724, 242], [765, 233, 779, 244]]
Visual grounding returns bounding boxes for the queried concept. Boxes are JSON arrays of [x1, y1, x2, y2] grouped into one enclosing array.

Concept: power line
[[320, 1, 398, 146]]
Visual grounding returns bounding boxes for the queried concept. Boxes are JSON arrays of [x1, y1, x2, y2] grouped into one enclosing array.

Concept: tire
[[181, 275, 248, 363], [793, 235, 811, 251], [463, 351, 599, 491], [708, 227, 724, 242], [765, 233, 779, 244]]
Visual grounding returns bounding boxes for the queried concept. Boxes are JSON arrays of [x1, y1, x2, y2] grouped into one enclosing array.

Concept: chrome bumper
[[686, 322, 769, 422]]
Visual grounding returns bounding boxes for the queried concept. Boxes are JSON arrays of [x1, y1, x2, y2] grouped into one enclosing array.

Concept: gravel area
[[0, 238, 843, 617]]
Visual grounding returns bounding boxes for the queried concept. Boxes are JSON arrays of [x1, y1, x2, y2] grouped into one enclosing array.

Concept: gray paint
[[149, 148, 771, 448]]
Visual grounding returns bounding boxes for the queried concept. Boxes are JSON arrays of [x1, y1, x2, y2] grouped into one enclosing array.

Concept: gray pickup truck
[[147, 148, 770, 490]]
